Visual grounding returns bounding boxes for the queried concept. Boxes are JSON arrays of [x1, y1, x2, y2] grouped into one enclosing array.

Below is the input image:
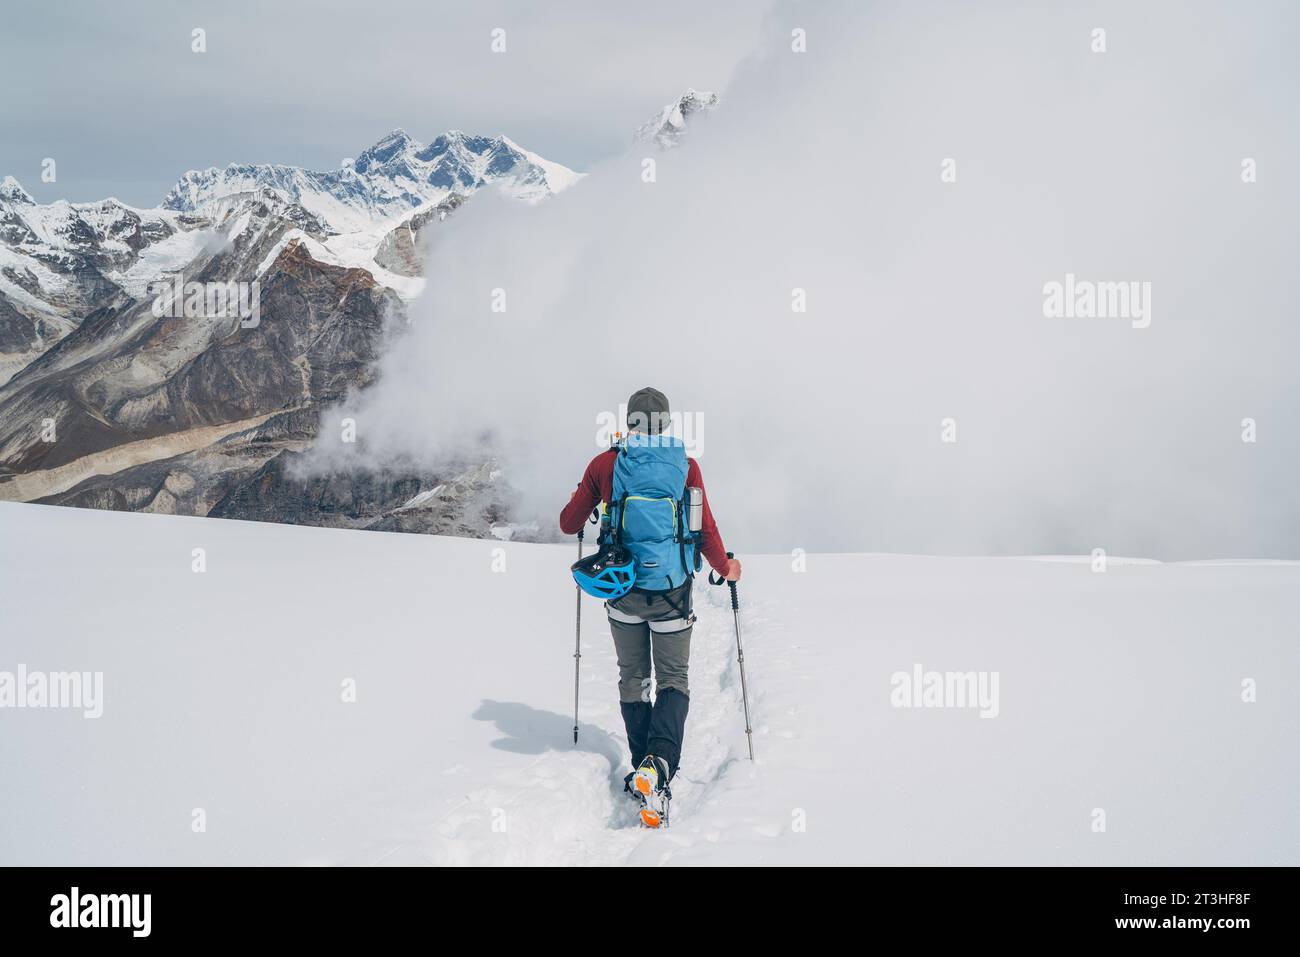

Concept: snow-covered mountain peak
[[636, 89, 720, 149], [680, 88, 719, 108], [189, 186, 334, 237], [373, 127, 414, 147], [0, 176, 35, 206], [2, 122, 589, 384], [352, 129, 420, 174], [162, 129, 580, 231]]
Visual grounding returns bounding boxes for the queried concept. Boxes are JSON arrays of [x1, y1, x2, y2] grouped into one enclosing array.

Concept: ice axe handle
[[708, 552, 740, 611]]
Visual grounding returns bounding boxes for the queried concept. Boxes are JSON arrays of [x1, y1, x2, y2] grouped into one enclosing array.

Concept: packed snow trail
[[1, 503, 1296, 866], [414, 580, 770, 866]]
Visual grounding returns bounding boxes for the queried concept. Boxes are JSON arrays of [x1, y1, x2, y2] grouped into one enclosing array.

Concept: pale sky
[[0, 0, 770, 207]]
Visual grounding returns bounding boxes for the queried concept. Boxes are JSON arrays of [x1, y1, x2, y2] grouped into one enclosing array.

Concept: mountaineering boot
[[632, 754, 672, 828], [630, 754, 662, 799]]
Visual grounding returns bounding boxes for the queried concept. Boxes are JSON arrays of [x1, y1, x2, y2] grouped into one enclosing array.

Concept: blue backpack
[[607, 432, 701, 591]]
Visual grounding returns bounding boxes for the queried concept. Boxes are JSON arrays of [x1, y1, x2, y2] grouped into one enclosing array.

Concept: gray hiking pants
[[608, 582, 695, 776], [606, 584, 694, 702]]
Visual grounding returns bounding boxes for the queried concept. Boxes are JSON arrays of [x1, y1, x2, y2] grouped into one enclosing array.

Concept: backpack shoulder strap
[[607, 439, 628, 531]]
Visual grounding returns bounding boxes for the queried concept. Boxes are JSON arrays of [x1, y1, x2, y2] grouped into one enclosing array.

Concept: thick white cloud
[[308, 0, 1300, 559]]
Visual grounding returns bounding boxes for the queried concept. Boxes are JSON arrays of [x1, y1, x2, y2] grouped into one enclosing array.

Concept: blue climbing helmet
[[571, 543, 636, 599]]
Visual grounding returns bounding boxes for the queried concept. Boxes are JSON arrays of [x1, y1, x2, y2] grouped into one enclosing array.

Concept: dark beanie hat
[[627, 387, 671, 434]]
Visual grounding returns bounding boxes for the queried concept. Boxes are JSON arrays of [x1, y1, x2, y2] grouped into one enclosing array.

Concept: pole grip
[[709, 552, 740, 608], [725, 551, 739, 610]]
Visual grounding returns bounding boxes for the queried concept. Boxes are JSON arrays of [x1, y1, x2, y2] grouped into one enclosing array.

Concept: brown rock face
[[0, 230, 400, 482]]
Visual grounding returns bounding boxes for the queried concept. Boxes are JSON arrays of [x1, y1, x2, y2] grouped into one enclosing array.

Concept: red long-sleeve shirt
[[559, 449, 730, 575]]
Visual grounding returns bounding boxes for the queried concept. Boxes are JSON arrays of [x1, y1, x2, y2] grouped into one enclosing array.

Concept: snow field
[[0, 503, 1295, 866]]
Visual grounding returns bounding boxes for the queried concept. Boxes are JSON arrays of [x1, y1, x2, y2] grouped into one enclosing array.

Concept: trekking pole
[[573, 527, 583, 745], [572, 510, 599, 745], [710, 551, 754, 760]]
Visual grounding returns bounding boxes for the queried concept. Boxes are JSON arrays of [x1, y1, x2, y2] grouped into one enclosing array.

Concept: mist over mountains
[[0, 126, 583, 534], [315, 2, 1300, 559], [2, 0, 1298, 559]]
